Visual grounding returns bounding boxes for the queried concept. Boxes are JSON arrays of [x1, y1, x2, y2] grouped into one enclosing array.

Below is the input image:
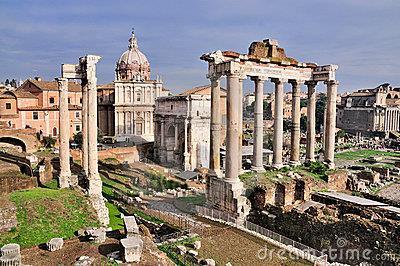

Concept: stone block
[[200, 258, 216, 266], [176, 245, 186, 255], [91, 228, 106, 244], [0, 244, 20, 256], [123, 216, 139, 237], [193, 240, 201, 250], [120, 236, 143, 263], [74, 256, 95, 266], [0, 253, 21, 266], [47, 238, 63, 252], [187, 250, 198, 257]]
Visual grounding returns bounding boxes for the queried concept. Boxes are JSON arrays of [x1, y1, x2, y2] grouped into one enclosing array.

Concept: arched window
[[52, 127, 58, 136], [136, 93, 141, 102]]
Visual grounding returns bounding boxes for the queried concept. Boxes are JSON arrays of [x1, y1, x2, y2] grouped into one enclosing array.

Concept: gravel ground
[[378, 182, 400, 204], [197, 219, 312, 266]]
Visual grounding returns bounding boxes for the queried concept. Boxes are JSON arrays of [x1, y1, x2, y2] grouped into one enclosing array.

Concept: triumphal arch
[[201, 38, 338, 221]]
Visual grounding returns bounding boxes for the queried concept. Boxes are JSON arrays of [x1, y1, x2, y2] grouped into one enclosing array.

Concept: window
[[170, 105, 173, 110], [197, 110, 200, 116], [33, 112, 39, 120], [5, 103, 11, 109], [80, 98, 82, 104], [68, 98, 71, 104], [136, 93, 141, 102], [75, 125, 81, 132], [49, 97, 55, 104], [75, 112, 79, 118]]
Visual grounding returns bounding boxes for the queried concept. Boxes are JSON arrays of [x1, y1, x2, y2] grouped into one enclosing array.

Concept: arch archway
[[0, 137, 27, 152]]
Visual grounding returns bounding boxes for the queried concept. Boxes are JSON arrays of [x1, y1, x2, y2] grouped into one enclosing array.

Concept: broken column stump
[[120, 236, 143, 263], [123, 216, 139, 237], [47, 238, 64, 252], [0, 244, 21, 266]]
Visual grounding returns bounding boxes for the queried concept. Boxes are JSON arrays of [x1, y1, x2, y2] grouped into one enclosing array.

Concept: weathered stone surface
[[187, 250, 198, 257], [176, 245, 186, 255], [200, 258, 216, 266], [0, 199, 17, 233], [123, 216, 139, 237], [120, 236, 143, 263], [46, 237, 63, 252], [193, 240, 201, 250], [0, 253, 21, 266], [90, 228, 106, 244], [0, 244, 19, 256], [74, 255, 94, 266]]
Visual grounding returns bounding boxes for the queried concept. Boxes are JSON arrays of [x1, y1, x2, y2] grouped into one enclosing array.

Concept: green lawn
[[106, 202, 124, 230], [335, 149, 400, 161], [177, 195, 206, 206], [0, 188, 99, 248]]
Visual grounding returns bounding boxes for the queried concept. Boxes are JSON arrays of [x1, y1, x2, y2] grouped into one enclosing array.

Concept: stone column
[[238, 78, 244, 172], [271, 78, 285, 168], [290, 80, 302, 164], [174, 124, 178, 150], [324, 80, 339, 168], [209, 75, 221, 176], [306, 81, 317, 162], [225, 74, 241, 180], [251, 77, 265, 172], [160, 121, 166, 163], [81, 81, 89, 175], [184, 119, 190, 170], [57, 78, 71, 188], [86, 56, 102, 196]]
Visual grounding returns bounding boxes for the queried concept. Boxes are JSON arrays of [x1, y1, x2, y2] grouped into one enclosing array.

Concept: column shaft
[[209, 76, 221, 176], [86, 56, 102, 195], [324, 80, 338, 167], [272, 79, 284, 168], [238, 78, 244, 172], [306, 81, 317, 162], [252, 77, 265, 171], [81, 82, 89, 175], [57, 78, 71, 188], [225, 74, 241, 180], [290, 81, 302, 163]]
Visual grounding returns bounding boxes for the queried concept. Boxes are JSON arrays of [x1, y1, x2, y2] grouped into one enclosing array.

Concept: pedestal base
[[251, 166, 265, 173], [206, 175, 251, 224], [272, 163, 283, 169], [289, 161, 301, 166], [89, 195, 110, 226]]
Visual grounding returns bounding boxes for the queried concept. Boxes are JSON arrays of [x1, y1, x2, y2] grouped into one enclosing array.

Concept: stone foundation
[[206, 175, 250, 223], [0, 199, 17, 232], [89, 195, 109, 226]]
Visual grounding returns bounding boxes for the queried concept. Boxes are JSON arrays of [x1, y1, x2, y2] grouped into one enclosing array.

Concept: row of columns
[[384, 108, 400, 132], [209, 74, 339, 180], [57, 56, 103, 195]]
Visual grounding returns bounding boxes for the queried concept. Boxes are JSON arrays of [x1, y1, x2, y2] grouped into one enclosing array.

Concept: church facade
[[98, 31, 169, 143]]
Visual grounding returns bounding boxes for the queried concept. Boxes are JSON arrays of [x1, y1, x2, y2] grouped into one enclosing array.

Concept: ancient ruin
[[57, 55, 109, 226], [201, 39, 339, 220]]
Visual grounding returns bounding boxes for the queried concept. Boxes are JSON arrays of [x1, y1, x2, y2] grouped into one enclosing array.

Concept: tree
[[263, 100, 272, 120], [283, 118, 292, 132], [10, 79, 17, 88], [5, 79, 9, 86], [300, 99, 308, 108], [42, 136, 56, 148], [300, 115, 307, 133], [73, 132, 83, 148]]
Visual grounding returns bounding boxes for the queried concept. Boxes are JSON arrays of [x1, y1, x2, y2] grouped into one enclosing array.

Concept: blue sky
[[1, 0, 400, 93]]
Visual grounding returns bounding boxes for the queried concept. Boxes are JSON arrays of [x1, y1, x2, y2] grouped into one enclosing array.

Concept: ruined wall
[[0, 198, 17, 232], [249, 205, 400, 265], [0, 175, 37, 196], [326, 170, 348, 190]]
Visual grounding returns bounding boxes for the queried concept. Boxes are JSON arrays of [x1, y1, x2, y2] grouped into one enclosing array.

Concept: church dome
[[116, 31, 150, 81]]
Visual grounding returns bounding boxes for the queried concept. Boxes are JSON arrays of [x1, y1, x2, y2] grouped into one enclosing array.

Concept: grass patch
[[177, 195, 206, 206], [0, 188, 99, 248], [145, 170, 187, 192], [335, 150, 400, 161], [42, 179, 59, 189], [106, 202, 124, 230], [131, 208, 164, 224]]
